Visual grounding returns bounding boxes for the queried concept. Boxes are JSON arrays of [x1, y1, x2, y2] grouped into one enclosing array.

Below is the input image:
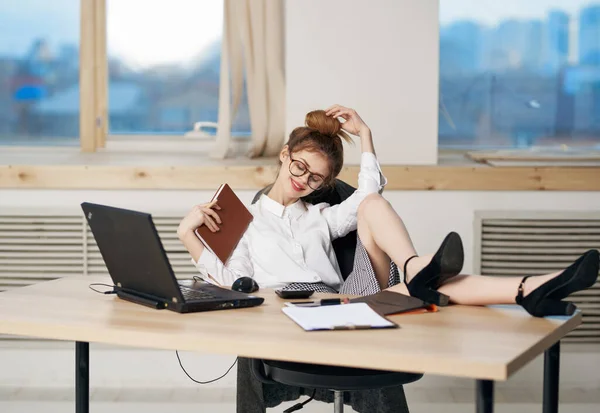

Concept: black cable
[[90, 281, 235, 384], [176, 351, 238, 384], [283, 389, 317, 412], [88, 283, 116, 294]]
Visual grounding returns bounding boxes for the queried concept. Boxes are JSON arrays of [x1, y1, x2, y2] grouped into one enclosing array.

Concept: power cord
[[176, 351, 238, 384], [88, 283, 117, 294], [283, 389, 317, 412], [89, 281, 236, 385]]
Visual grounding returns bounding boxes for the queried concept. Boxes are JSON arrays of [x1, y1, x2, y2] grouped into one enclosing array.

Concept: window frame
[[0, 0, 250, 155], [80, 0, 106, 152], [96, 0, 250, 153]]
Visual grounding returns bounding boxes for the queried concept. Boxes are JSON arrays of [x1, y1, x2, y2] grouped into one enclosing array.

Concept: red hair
[[285, 110, 353, 186]]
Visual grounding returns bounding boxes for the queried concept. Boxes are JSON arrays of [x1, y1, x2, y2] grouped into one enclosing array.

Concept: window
[[0, 0, 80, 146], [106, 0, 250, 138], [439, 0, 600, 149]]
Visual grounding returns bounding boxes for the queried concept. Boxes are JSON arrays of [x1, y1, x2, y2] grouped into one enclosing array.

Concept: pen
[[332, 324, 371, 330], [288, 298, 350, 307]]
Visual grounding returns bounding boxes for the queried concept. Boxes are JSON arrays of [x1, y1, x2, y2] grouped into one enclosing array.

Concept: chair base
[[334, 390, 344, 413]]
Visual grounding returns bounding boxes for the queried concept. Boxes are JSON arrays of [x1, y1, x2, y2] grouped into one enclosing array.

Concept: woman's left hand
[[325, 105, 369, 136]]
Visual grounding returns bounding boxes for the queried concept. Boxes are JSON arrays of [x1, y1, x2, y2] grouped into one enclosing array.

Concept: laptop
[[81, 202, 264, 313]]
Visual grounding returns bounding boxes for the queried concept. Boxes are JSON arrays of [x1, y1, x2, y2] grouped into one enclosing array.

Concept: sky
[[440, 0, 599, 26], [0, 0, 223, 68], [0, 0, 79, 58], [107, 0, 223, 68], [0, 0, 598, 66]]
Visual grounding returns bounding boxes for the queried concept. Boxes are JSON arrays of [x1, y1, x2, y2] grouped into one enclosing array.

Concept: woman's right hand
[[325, 105, 370, 137], [177, 201, 222, 240]]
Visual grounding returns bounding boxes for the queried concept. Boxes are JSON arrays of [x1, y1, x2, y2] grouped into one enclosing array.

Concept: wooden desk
[[0, 276, 581, 413]]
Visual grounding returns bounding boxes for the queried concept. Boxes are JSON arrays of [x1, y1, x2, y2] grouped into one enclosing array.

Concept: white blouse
[[192, 152, 387, 290]]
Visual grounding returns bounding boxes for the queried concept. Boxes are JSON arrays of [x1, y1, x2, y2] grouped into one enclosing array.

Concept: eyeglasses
[[289, 157, 326, 190]]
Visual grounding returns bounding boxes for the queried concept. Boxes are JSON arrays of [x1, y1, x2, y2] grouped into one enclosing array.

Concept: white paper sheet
[[282, 303, 395, 331]]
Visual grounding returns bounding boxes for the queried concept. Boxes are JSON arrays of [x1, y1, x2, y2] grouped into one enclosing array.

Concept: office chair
[[248, 180, 423, 412]]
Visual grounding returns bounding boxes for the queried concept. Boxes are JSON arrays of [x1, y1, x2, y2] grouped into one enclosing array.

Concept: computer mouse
[[231, 276, 259, 293]]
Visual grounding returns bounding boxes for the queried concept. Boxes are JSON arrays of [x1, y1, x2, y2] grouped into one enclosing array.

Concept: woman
[[178, 105, 599, 413], [178, 104, 599, 316]]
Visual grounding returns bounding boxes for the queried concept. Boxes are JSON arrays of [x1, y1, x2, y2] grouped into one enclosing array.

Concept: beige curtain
[[211, 0, 285, 159]]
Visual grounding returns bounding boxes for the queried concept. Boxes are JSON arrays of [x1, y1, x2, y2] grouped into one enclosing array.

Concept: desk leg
[[76, 341, 89, 413], [543, 341, 560, 413], [476, 380, 494, 413]]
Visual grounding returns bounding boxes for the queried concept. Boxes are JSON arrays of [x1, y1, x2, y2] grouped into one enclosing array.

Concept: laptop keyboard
[[180, 286, 218, 301]]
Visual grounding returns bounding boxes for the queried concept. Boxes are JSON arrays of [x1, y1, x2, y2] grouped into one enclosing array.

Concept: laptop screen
[[81, 202, 184, 304]]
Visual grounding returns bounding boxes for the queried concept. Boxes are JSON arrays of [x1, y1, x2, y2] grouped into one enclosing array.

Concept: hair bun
[[305, 110, 341, 138]]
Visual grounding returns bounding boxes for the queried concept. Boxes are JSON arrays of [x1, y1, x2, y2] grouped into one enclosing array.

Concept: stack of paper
[[282, 303, 396, 331]]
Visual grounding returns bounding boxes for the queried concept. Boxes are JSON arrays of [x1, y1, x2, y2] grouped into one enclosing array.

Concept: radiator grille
[[0, 208, 194, 341], [478, 215, 600, 344]]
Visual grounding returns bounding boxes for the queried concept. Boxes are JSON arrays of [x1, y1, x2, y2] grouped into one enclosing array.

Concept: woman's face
[[279, 148, 330, 198]]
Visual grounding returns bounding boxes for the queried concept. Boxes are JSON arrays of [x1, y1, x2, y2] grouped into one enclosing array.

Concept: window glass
[[0, 0, 80, 146], [107, 0, 250, 136], [439, 1, 600, 149]]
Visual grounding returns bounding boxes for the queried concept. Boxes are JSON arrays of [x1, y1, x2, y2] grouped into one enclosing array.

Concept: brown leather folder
[[350, 291, 435, 316], [194, 183, 253, 264]]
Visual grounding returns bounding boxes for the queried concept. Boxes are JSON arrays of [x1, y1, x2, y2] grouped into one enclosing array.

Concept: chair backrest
[[251, 179, 358, 279]]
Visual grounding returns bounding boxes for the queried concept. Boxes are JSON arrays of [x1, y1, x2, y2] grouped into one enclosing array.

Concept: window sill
[[0, 148, 599, 191], [464, 148, 600, 167]]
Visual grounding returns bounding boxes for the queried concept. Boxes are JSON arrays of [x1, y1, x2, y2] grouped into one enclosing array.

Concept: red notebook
[[194, 184, 253, 264]]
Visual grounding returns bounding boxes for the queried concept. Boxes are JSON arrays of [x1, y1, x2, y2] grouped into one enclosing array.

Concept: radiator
[[474, 211, 600, 344], [0, 208, 195, 342]]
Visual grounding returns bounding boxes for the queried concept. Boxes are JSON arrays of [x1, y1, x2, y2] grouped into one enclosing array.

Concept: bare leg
[[357, 193, 420, 289], [357, 194, 564, 304], [357, 193, 434, 289], [387, 283, 410, 296], [437, 271, 561, 305], [356, 194, 394, 289]]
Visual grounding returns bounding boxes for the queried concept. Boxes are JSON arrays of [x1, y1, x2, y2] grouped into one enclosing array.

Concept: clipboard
[[282, 303, 399, 331]]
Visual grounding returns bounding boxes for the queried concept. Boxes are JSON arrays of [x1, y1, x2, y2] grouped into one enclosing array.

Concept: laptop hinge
[[116, 288, 167, 310]]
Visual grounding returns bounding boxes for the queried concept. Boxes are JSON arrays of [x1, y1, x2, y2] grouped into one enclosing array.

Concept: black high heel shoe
[[404, 232, 464, 306], [517, 249, 599, 317]]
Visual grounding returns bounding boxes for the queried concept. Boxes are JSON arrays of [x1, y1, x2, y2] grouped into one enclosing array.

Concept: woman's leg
[[386, 271, 560, 305], [356, 193, 413, 291], [357, 193, 567, 305], [436, 272, 560, 305], [357, 193, 443, 291]]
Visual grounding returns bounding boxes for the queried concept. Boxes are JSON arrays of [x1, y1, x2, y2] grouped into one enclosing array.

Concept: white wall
[[285, 0, 440, 165], [1, 345, 599, 391]]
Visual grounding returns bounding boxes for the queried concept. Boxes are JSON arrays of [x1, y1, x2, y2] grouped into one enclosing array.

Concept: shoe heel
[[534, 299, 577, 317], [438, 232, 464, 284], [410, 287, 450, 306]]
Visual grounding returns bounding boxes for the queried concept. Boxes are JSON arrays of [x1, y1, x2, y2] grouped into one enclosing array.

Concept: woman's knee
[[358, 193, 389, 217]]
